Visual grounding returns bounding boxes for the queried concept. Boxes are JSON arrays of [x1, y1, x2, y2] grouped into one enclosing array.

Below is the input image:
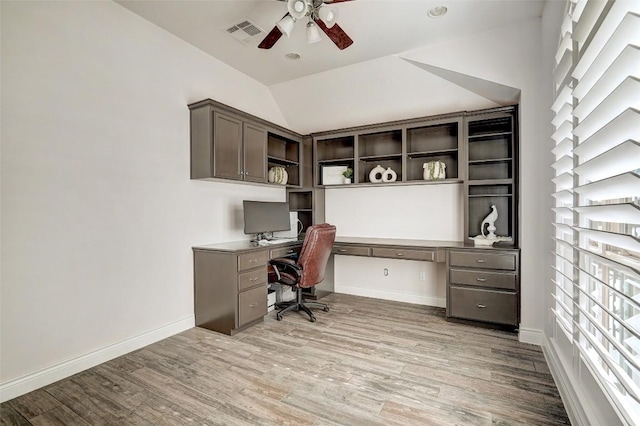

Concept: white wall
[[295, 18, 549, 341], [0, 1, 286, 400]]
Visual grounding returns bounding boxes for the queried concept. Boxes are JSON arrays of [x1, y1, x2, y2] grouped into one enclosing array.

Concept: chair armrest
[[269, 258, 303, 274]]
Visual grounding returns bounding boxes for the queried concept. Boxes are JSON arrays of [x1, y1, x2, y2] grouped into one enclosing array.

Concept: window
[[552, 0, 640, 423]]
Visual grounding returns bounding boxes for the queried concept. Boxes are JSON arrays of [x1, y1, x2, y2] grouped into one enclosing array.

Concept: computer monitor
[[243, 200, 291, 240]]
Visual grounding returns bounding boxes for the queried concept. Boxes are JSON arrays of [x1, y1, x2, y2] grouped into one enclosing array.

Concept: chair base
[[275, 288, 329, 322]]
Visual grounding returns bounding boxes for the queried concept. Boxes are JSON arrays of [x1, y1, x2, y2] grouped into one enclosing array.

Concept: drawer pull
[[476, 278, 487, 282], [287, 249, 293, 253], [249, 259, 258, 263], [250, 277, 258, 281], [396, 253, 405, 256], [338, 249, 347, 252], [476, 304, 487, 309], [476, 259, 487, 264], [250, 303, 258, 308]]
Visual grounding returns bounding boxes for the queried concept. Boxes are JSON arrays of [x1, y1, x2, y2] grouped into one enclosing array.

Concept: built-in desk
[[193, 240, 302, 335], [193, 237, 520, 334], [333, 237, 467, 263]]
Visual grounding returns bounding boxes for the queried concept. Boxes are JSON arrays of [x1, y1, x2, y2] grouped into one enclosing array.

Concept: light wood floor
[[1, 293, 570, 425]]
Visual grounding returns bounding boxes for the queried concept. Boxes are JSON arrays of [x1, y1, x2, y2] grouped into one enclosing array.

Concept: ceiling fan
[[259, 0, 354, 50]]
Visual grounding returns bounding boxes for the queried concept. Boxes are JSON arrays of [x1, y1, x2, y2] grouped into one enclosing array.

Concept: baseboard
[[518, 327, 543, 345], [0, 315, 195, 403], [541, 334, 589, 426], [334, 285, 446, 308]]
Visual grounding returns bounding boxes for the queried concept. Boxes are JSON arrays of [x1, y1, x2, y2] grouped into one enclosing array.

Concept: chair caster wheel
[[323, 306, 330, 312], [276, 314, 282, 321]]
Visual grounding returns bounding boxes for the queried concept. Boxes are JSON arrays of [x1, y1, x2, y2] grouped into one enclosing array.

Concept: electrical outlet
[[384, 268, 389, 276], [419, 272, 426, 281]]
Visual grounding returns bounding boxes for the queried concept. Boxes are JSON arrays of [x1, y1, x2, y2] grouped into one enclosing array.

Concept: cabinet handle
[[249, 259, 257, 263], [250, 303, 258, 308], [396, 253, 405, 256], [476, 304, 487, 309], [338, 249, 347, 252], [287, 249, 294, 253], [250, 277, 258, 281], [476, 278, 487, 282], [476, 259, 487, 263]]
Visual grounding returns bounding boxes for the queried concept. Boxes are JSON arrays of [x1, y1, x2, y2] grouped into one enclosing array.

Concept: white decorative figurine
[[470, 205, 512, 246]]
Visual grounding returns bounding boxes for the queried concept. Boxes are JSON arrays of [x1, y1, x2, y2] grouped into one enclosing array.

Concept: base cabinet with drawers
[[446, 248, 520, 328], [193, 248, 269, 335]]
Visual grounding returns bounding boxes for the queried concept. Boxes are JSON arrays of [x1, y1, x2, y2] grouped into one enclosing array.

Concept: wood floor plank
[[0, 293, 570, 425]]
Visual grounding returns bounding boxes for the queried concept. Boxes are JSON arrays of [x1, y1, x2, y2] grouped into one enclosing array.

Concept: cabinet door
[[213, 112, 243, 180], [243, 122, 267, 183]]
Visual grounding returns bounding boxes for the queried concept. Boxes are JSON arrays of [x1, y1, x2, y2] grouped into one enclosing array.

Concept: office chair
[[268, 223, 336, 322]]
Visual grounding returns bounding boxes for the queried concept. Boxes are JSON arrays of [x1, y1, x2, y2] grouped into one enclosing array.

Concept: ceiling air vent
[[225, 19, 265, 45]]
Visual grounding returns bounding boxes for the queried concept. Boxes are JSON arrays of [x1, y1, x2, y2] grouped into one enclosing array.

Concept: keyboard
[[258, 238, 298, 245]]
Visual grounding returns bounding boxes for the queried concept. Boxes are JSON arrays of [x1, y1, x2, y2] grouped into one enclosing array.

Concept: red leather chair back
[[297, 224, 336, 289]]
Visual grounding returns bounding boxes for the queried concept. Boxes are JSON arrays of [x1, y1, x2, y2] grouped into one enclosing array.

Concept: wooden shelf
[[408, 148, 458, 158], [359, 154, 402, 162], [468, 131, 513, 140], [468, 158, 513, 165]]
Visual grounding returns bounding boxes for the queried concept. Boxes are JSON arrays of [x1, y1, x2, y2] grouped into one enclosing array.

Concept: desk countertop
[[193, 236, 517, 253], [192, 239, 302, 253]]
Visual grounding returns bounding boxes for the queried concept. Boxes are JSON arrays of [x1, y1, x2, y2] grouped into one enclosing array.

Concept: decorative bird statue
[[481, 205, 498, 238]]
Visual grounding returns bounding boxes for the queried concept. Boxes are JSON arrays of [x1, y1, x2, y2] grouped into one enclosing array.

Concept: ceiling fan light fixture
[[276, 15, 295, 37], [286, 52, 301, 60], [318, 6, 338, 28], [427, 6, 448, 18], [306, 21, 322, 44], [287, 0, 309, 20]]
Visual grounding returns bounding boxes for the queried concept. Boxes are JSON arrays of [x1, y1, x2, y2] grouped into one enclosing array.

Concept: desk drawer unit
[[238, 269, 267, 291], [449, 251, 516, 271], [449, 269, 516, 290], [238, 250, 268, 272], [449, 286, 517, 325], [238, 285, 267, 326], [372, 247, 435, 262], [333, 245, 370, 257], [446, 248, 520, 328], [270, 246, 301, 259]]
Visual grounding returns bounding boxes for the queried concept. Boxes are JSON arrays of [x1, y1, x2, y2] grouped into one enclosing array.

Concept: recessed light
[[286, 53, 301, 60], [428, 6, 448, 18]]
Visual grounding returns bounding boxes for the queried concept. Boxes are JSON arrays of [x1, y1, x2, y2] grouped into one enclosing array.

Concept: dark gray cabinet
[[189, 99, 302, 186], [446, 248, 520, 328], [193, 247, 269, 335]]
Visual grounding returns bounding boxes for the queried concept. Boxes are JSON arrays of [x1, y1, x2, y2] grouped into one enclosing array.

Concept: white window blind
[[552, 0, 640, 423]]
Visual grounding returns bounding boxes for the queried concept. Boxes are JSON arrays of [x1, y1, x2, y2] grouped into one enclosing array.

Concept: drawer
[[238, 250, 268, 272], [372, 248, 435, 262], [449, 286, 517, 325], [333, 245, 370, 257], [238, 269, 267, 292], [238, 285, 267, 326], [449, 251, 517, 271], [449, 269, 517, 290], [270, 246, 301, 259]]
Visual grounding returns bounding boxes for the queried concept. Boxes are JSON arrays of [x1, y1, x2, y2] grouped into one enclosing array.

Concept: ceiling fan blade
[[258, 25, 283, 49], [314, 19, 353, 50], [323, 0, 354, 3], [258, 13, 289, 49]]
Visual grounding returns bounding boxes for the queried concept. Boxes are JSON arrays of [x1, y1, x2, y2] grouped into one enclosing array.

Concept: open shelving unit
[[267, 132, 301, 187], [465, 108, 518, 245]]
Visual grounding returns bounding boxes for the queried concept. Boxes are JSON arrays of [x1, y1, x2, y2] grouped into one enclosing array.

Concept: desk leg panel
[[194, 251, 237, 334]]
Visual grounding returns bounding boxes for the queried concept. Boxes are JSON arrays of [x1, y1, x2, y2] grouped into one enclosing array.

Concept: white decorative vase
[[344, 177, 351, 184], [382, 167, 397, 182], [369, 165, 385, 183], [423, 161, 446, 180], [268, 166, 288, 185]]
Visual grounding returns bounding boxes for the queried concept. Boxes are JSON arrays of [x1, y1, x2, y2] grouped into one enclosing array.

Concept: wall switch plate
[[419, 272, 426, 281]]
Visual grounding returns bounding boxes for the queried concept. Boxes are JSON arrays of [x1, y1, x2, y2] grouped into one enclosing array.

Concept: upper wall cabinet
[[189, 99, 303, 187], [313, 115, 463, 186]]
